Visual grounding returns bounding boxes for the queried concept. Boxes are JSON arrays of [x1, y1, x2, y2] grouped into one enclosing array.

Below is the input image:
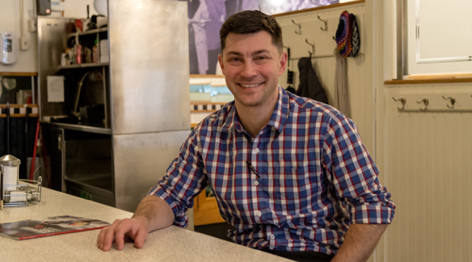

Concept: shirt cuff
[[148, 185, 188, 228], [350, 203, 395, 224]]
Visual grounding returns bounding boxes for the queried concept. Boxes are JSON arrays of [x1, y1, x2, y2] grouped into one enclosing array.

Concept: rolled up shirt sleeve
[[322, 116, 395, 225], [147, 127, 207, 228]]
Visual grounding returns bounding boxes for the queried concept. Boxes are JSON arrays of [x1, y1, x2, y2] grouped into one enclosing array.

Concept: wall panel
[[275, 2, 375, 153], [384, 84, 472, 262]]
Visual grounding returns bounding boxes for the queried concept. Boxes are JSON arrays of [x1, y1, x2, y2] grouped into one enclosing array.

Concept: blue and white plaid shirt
[[149, 86, 395, 255]]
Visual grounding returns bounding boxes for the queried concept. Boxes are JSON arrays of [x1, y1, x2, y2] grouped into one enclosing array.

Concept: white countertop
[[0, 187, 292, 262]]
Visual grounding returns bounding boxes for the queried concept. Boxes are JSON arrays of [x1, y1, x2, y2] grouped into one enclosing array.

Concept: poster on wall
[[183, 0, 340, 75]]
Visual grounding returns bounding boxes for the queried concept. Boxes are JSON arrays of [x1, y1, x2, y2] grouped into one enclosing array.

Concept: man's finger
[[132, 227, 148, 249], [97, 227, 108, 250], [102, 219, 122, 251], [114, 219, 130, 250]]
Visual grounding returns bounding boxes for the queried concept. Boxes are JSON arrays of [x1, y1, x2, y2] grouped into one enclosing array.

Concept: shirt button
[[253, 148, 260, 154], [255, 211, 262, 217], [254, 181, 259, 186], [269, 245, 274, 250], [270, 235, 275, 240]]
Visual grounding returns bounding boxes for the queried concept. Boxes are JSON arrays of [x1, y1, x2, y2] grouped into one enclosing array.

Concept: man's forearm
[[132, 195, 175, 232], [331, 224, 388, 262]]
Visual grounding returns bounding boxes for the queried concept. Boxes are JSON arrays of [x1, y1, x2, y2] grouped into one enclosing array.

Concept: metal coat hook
[[305, 39, 315, 57], [392, 97, 406, 110], [318, 15, 328, 31], [416, 99, 429, 111], [442, 96, 456, 109], [292, 19, 302, 35]]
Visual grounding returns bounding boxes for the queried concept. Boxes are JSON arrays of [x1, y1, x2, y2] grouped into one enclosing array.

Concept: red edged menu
[[0, 215, 110, 240]]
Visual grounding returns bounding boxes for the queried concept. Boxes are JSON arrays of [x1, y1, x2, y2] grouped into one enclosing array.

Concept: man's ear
[[218, 54, 225, 73], [278, 51, 288, 76]]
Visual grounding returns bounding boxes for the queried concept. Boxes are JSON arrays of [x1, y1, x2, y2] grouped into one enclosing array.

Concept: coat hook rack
[[317, 15, 328, 31], [416, 99, 429, 111], [292, 19, 302, 35], [392, 97, 406, 110], [442, 96, 456, 109], [305, 39, 315, 57], [395, 96, 472, 113]]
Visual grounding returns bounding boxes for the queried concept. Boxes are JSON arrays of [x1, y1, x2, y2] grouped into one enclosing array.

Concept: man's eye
[[230, 57, 241, 62]]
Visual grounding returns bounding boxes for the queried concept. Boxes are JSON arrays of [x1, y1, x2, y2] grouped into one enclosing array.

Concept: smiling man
[[218, 29, 285, 137], [97, 10, 395, 262]]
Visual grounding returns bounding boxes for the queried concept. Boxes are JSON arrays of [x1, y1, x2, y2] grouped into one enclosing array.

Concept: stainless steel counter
[[0, 187, 292, 262]]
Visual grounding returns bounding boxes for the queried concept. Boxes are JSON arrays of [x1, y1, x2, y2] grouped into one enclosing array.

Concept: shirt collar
[[221, 86, 290, 134]]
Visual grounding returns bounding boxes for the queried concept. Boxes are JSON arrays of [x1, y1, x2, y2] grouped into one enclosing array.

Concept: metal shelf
[[64, 176, 114, 206], [64, 174, 113, 193], [50, 122, 111, 134], [67, 27, 108, 38], [58, 62, 109, 70]]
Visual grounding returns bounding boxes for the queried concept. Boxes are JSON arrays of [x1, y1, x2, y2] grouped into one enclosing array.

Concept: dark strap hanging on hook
[[283, 46, 291, 67], [285, 47, 294, 85], [287, 47, 291, 66]]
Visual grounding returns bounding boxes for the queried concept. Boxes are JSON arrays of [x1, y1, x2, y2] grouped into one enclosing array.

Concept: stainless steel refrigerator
[[37, 0, 190, 212]]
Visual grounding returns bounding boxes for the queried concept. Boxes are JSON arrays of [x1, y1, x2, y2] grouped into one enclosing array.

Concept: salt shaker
[[0, 154, 21, 196]]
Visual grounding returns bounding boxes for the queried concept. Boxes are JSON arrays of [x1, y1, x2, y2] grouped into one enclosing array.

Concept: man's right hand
[[97, 216, 149, 251], [96, 195, 175, 251]]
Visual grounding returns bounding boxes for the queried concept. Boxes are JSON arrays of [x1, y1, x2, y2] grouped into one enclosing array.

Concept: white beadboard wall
[[275, 3, 379, 262], [276, 2, 472, 262], [384, 84, 472, 262], [275, 2, 375, 154]]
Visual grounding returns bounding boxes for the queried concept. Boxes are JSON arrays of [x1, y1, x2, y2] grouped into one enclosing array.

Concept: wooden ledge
[[0, 72, 38, 76], [385, 78, 472, 85]]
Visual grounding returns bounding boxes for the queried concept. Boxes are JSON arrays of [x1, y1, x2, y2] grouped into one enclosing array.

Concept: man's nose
[[240, 61, 257, 78]]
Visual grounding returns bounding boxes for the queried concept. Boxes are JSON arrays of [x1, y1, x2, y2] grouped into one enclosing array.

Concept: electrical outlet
[[20, 36, 29, 51], [28, 19, 37, 33]]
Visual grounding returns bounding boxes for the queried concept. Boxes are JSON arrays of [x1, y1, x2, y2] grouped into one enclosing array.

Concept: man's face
[[218, 31, 287, 110]]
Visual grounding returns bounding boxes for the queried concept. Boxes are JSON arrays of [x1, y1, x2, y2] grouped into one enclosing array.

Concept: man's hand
[[97, 217, 148, 251], [96, 195, 175, 251]]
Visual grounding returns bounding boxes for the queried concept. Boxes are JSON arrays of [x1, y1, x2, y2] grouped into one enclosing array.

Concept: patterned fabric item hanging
[[335, 11, 352, 57], [335, 11, 360, 58], [349, 13, 360, 57]]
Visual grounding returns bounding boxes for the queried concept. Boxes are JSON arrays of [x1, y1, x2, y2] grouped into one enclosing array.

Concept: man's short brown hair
[[220, 10, 283, 54]]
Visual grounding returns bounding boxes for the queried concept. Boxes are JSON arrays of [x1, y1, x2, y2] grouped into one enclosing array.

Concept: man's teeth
[[240, 83, 261, 87]]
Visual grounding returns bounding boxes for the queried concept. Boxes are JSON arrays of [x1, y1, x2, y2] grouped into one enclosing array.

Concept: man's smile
[[238, 82, 264, 88]]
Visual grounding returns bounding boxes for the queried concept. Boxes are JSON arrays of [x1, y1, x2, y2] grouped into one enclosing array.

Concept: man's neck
[[235, 94, 278, 138]]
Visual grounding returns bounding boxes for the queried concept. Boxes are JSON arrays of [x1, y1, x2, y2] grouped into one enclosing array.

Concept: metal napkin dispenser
[[0, 154, 42, 209]]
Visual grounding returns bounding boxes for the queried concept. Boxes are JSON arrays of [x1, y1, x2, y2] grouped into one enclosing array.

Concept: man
[[97, 10, 395, 262]]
